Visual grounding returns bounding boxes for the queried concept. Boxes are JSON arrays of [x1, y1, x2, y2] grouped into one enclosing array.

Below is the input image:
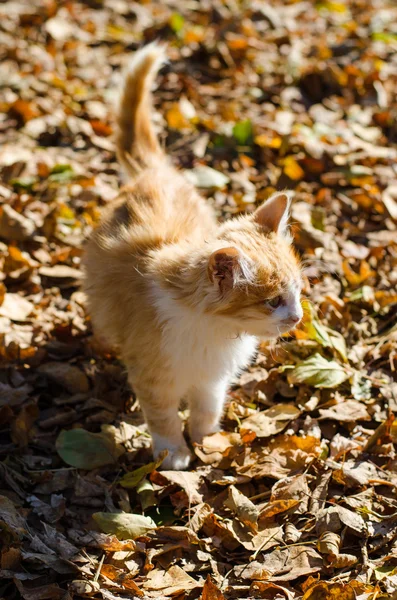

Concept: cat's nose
[[284, 313, 301, 325], [289, 315, 301, 323]]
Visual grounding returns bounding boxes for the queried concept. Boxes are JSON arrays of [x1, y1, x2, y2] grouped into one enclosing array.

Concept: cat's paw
[[152, 435, 193, 470], [160, 444, 193, 471]]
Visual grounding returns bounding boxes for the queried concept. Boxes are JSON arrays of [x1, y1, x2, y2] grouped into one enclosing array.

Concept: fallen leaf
[[38, 362, 89, 393], [316, 505, 367, 537], [0, 294, 33, 321], [302, 581, 366, 600], [249, 581, 294, 599], [319, 399, 370, 422], [56, 428, 125, 469], [261, 545, 323, 581], [14, 580, 65, 600], [166, 103, 192, 130], [224, 485, 259, 530], [0, 495, 26, 541], [100, 564, 144, 595], [93, 512, 156, 540], [143, 565, 199, 595], [120, 450, 168, 488], [233, 120, 253, 145], [38, 265, 82, 280], [0, 205, 35, 241], [288, 353, 350, 388], [185, 165, 230, 189], [317, 531, 340, 557], [284, 156, 305, 180], [241, 404, 300, 439], [158, 470, 204, 505], [202, 575, 226, 600], [10, 401, 39, 446]]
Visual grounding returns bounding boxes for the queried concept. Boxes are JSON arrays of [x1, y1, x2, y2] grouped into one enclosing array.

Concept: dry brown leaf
[[261, 545, 323, 581], [38, 362, 90, 393], [331, 460, 380, 487], [318, 400, 370, 422], [259, 499, 300, 520], [201, 575, 225, 600], [143, 565, 200, 596], [317, 531, 340, 557], [194, 431, 241, 466], [0, 495, 26, 540], [100, 564, 144, 595], [240, 404, 300, 440], [249, 581, 295, 599], [302, 580, 369, 600], [316, 506, 367, 537], [10, 402, 39, 447], [224, 485, 259, 530], [157, 470, 204, 505], [269, 474, 310, 514]]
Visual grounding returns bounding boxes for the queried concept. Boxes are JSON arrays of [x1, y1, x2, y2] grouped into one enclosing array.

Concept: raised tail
[[116, 42, 167, 177]]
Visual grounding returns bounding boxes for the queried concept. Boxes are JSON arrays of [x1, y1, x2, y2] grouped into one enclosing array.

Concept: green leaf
[[50, 163, 74, 174], [137, 478, 157, 510], [10, 177, 36, 191], [311, 206, 325, 231], [233, 119, 253, 145], [93, 512, 156, 540], [347, 286, 374, 304], [288, 353, 350, 388], [302, 302, 347, 361], [56, 428, 124, 470], [49, 164, 75, 183], [311, 319, 332, 346], [372, 31, 397, 43], [169, 13, 184, 34], [184, 166, 229, 189], [374, 564, 397, 581], [120, 450, 167, 489]]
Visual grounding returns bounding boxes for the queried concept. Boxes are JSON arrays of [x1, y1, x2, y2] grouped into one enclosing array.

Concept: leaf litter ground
[[1, 1, 397, 599]]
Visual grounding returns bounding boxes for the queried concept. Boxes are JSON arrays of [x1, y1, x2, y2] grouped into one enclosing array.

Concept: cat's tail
[[116, 42, 167, 178]]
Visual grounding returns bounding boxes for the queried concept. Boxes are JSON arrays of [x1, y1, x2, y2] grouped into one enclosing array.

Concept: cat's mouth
[[276, 320, 301, 334]]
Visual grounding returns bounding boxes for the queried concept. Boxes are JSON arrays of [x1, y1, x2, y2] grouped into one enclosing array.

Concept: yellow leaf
[[254, 134, 282, 148], [165, 103, 191, 130], [183, 27, 205, 44], [284, 156, 304, 180]]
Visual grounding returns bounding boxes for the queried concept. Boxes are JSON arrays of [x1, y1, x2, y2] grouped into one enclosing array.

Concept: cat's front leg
[[136, 387, 193, 470], [188, 380, 228, 445]]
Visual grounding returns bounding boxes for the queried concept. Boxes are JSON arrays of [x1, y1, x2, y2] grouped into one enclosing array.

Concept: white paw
[[157, 444, 193, 471]]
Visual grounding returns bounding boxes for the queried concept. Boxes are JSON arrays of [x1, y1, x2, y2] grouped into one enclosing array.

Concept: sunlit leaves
[[233, 120, 253, 145], [93, 512, 156, 540], [288, 353, 350, 388]]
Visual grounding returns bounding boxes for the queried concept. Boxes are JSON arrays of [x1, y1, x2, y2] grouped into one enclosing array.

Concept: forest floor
[[1, 1, 397, 599]]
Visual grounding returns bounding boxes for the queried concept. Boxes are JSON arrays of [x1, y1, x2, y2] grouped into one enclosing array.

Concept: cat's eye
[[267, 295, 283, 308]]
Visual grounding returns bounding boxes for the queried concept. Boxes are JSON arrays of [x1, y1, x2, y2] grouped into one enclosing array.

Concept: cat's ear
[[254, 192, 291, 236], [208, 247, 240, 295]]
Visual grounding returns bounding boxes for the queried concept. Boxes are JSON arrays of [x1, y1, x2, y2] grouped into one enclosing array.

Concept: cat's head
[[207, 192, 303, 338]]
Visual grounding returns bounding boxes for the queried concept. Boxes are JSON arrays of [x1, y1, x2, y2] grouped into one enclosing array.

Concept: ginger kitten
[[83, 44, 303, 470]]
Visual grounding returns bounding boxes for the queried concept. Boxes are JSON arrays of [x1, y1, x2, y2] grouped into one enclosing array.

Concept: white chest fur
[[152, 288, 258, 395]]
